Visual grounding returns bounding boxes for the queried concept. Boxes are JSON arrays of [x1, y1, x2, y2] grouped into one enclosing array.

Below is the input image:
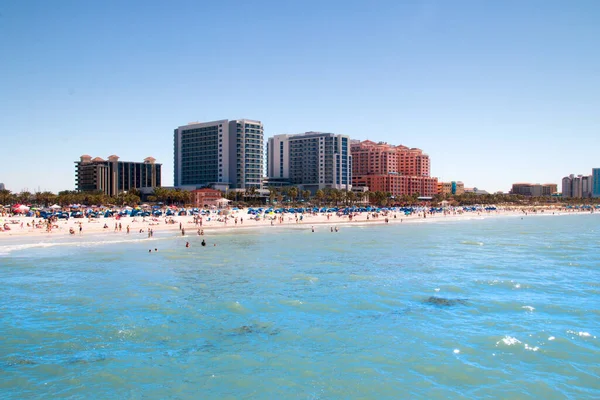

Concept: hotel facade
[[593, 168, 600, 198], [267, 132, 352, 192], [350, 140, 438, 197], [173, 119, 263, 190], [511, 183, 557, 197], [438, 181, 465, 196], [75, 155, 161, 197], [562, 174, 593, 198]]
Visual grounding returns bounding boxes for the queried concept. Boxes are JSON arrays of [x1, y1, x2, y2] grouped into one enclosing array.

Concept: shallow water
[[1, 214, 599, 399]]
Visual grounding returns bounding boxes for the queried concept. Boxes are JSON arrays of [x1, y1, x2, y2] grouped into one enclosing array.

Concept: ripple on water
[[1, 214, 600, 398]]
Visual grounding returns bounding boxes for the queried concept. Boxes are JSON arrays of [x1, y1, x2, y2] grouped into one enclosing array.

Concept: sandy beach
[[0, 206, 595, 241]]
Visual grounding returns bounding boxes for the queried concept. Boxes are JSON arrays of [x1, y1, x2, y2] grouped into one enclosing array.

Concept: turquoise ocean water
[[1, 214, 599, 399]]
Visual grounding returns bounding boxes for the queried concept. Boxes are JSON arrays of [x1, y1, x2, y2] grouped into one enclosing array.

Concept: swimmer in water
[[201, 239, 206, 247], [185, 242, 190, 248]]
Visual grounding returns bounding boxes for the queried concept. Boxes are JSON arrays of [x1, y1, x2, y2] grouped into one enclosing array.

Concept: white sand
[[0, 205, 592, 240]]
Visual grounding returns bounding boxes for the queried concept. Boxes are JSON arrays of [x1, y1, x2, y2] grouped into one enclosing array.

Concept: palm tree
[[245, 186, 258, 205], [345, 190, 356, 206], [0, 189, 14, 205], [288, 187, 298, 205], [301, 190, 311, 203], [153, 187, 169, 204], [315, 189, 325, 206], [17, 191, 32, 204], [355, 191, 364, 205], [124, 192, 141, 206], [267, 186, 278, 205]]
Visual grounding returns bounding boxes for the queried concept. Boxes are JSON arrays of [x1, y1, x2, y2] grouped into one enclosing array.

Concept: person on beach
[[182, 228, 185, 236]]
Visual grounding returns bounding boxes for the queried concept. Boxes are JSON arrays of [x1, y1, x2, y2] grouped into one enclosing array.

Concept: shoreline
[[0, 207, 597, 253]]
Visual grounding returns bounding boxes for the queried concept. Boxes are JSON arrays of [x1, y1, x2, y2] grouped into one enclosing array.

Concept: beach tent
[[14, 204, 30, 213], [215, 198, 231, 206]]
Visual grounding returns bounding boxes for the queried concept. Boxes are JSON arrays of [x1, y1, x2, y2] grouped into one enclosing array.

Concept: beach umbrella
[[50, 204, 61, 210], [15, 205, 30, 213]]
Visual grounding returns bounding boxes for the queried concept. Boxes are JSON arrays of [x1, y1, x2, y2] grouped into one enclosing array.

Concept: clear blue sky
[[1, 0, 599, 193]]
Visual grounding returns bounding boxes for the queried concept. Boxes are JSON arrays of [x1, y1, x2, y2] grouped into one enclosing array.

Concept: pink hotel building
[[350, 140, 438, 198]]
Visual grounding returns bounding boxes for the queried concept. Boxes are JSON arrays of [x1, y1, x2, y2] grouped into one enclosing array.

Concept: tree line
[[1, 187, 598, 208], [0, 188, 190, 208]]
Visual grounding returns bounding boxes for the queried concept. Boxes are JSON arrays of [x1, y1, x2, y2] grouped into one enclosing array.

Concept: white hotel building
[[267, 132, 352, 193], [173, 119, 263, 190]]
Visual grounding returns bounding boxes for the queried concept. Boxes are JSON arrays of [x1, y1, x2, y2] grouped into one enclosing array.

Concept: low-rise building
[[437, 181, 465, 196], [511, 183, 557, 196], [464, 187, 490, 195], [354, 175, 438, 197], [191, 188, 225, 208]]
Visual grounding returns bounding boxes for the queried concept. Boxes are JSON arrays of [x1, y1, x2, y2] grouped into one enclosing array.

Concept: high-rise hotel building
[[593, 168, 600, 198], [351, 140, 438, 197], [267, 132, 352, 192], [173, 119, 263, 189], [563, 171, 599, 198], [75, 155, 161, 197]]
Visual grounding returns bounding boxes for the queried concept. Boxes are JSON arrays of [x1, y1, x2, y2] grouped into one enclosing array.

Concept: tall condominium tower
[[593, 168, 600, 198], [562, 175, 573, 198], [562, 173, 593, 198], [173, 119, 263, 189], [267, 132, 352, 192]]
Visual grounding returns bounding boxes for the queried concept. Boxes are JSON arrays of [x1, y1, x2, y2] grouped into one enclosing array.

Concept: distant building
[[173, 119, 263, 190], [267, 132, 352, 193], [511, 183, 557, 197], [562, 175, 573, 198], [582, 175, 594, 198], [562, 174, 592, 198], [438, 181, 464, 196], [593, 168, 600, 198], [0, 183, 5, 191], [75, 155, 161, 197], [350, 140, 437, 197], [464, 187, 490, 195], [191, 188, 227, 208]]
